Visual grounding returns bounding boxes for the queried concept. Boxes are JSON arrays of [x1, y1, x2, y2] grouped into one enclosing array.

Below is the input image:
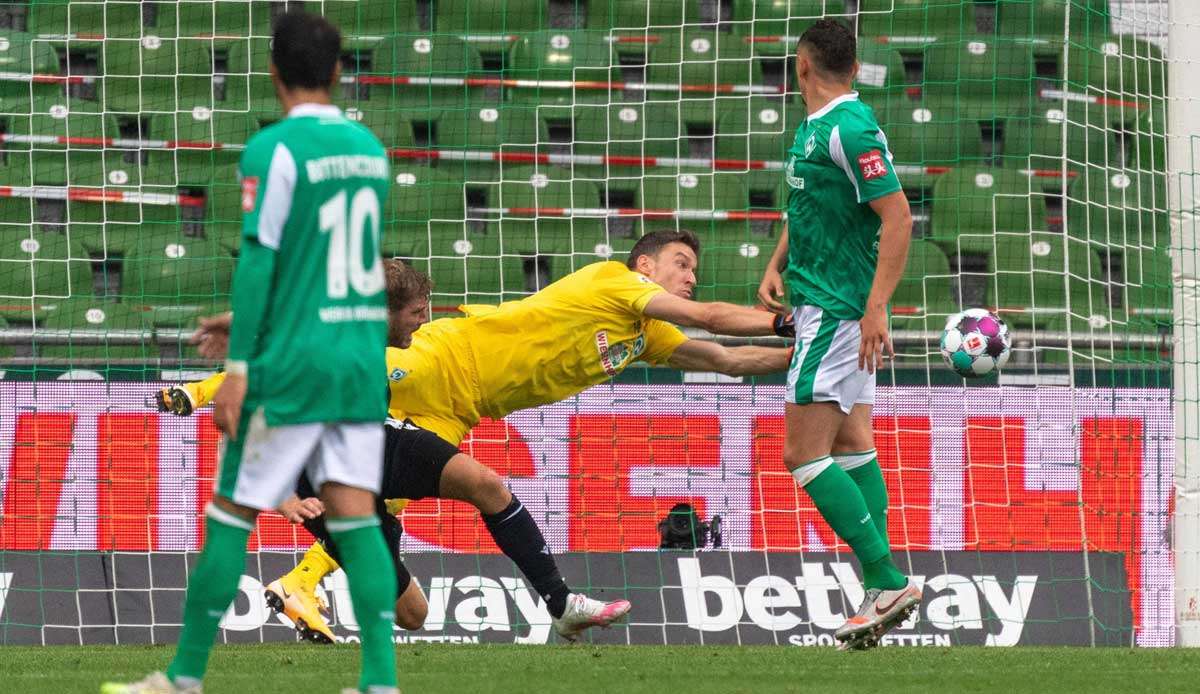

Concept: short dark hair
[[797, 19, 856, 77], [271, 11, 342, 90], [626, 229, 702, 270], [384, 259, 432, 310]]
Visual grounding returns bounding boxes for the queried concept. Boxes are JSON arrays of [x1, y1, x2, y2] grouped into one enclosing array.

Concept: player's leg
[[264, 472, 341, 643], [831, 403, 889, 544], [104, 409, 313, 693], [311, 424, 398, 694], [432, 434, 631, 639]]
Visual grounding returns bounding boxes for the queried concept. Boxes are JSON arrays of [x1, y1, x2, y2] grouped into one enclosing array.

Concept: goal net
[[0, 0, 1189, 648]]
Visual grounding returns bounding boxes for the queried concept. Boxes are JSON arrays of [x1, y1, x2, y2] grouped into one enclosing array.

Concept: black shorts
[[380, 417, 461, 501]]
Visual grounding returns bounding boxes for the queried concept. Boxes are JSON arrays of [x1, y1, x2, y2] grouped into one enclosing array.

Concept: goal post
[[1168, 0, 1200, 648]]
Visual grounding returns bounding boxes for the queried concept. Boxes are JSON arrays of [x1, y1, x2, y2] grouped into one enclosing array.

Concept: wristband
[[224, 359, 248, 376]]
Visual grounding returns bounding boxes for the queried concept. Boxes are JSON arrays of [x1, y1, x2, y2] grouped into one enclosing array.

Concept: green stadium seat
[[1037, 309, 1170, 368], [987, 232, 1106, 327], [34, 299, 157, 362], [921, 39, 1037, 120], [164, 0, 285, 39], [878, 97, 985, 191], [120, 230, 235, 316], [930, 166, 1048, 254], [1064, 167, 1168, 249], [646, 30, 763, 125], [732, 1, 848, 57], [508, 31, 619, 117], [426, 225, 528, 304], [637, 171, 750, 236], [101, 36, 219, 113], [999, 108, 1114, 181], [0, 32, 64, 100], [340, 104, 415, 150], [26, 0, 143, 39], [692, 228, 778, 304], [858, 0, 972, 42], [1063, 36, 1165, 129], [0, 230, 93, 322], [437, 0, 551, 34], [480, 165, 605, 257], [714, 98, 801, 195], [574, 100, 686, 157], [587, 0, 707, 32], [996, 0, 1112, 41], [431, 105, 548, 182], [385, 164, 466, 261], [372, 34, 487, 108], [221, 37, 277, 113], [146, 107, 262, 172], [855, 42, 910, 109], [890, 239, 957, 329], [322, 0, 420, 37], [1120, 248, 1172, 318], [1, 95, 120, 153]]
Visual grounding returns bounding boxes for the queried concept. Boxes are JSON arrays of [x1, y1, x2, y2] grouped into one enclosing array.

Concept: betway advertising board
[[0, 383, 1175, 645], [0, 551, 1131, 647]]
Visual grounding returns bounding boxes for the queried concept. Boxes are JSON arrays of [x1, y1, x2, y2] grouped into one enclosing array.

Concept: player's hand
[[858, 306, 892, 374], [192, 312, 233, 360], [153, 386, 195, 416], [212, 372, 247, 440], [278, 495, 324, 523], [757, 266, 788, 315]]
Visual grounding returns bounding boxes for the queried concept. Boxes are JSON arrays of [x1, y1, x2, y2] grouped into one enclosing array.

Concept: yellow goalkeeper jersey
[[184, 262, 688, 447], [385, 261, 689, 444]]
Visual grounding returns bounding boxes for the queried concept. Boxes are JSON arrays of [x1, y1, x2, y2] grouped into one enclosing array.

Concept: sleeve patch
[[857, 149, 888, 181], [241, 176, 259, 212]]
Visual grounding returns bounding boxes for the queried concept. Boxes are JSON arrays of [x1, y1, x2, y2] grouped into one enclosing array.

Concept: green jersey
[[230, 103, 390, 426], [783, 93, 901, 320]]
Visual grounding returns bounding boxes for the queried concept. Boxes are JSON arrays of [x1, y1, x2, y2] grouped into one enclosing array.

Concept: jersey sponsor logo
[[857, 149, 889, 181], [784, 155, 805, 190], [389, 368, 408, 382], [241, 176, 259, 212]]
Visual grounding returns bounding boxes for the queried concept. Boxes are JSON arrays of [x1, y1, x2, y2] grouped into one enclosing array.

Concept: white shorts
[[215, 408, 384, 511], [784, 305, 875, 414]]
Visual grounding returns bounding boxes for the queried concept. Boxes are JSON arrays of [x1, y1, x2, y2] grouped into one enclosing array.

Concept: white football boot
[[100, 672, 201, 694], [834, 578, 922, 648], [551, 593, 632, 641]]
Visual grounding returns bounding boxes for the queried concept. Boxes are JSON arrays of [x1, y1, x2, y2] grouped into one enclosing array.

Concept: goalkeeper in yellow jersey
[[159, 229, 795, 643]]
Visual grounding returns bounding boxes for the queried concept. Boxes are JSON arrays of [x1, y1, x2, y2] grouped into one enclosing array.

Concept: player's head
[[269, 11, 343, 100], [795, 19, 857, 92], [627, 229, 701, 299], [384, 259, 432, 349]]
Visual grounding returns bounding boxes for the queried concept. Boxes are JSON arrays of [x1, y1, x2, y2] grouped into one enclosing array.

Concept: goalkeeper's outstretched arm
[[643, 292, 794, 338], [666, 338, 792, 376]]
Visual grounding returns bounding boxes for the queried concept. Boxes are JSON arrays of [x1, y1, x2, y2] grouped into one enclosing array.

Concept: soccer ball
[[940, 309, 1012, 378]]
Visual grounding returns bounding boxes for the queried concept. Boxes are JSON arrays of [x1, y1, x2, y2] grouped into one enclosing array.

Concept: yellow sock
[[290, 542, 340, 592], [185, 372, 228, 409]]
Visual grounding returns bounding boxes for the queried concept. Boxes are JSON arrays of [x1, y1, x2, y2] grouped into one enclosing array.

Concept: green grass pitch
[[4, 644, 1198, 693]]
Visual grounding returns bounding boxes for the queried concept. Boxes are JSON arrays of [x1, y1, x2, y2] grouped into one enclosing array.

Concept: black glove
[[152, 386, 194, 416], [772, 312, 795, 339]]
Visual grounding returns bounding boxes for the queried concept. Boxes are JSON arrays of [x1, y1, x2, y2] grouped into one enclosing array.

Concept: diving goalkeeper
[[160, 229, 795, 642]]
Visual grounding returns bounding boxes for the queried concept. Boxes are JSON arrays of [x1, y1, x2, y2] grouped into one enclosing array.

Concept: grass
[[4, 644, 1199, 694]]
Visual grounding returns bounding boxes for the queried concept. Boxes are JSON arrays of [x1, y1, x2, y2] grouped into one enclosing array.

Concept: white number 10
[[319, 187, 384, 299]]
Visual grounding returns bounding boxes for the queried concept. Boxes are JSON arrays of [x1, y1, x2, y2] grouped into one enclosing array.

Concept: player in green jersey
[[758, 19, 920, 651], [103, 12, 399, 694]]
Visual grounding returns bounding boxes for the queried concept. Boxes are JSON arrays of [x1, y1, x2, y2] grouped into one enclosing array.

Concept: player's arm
[[860, 190, 913, 372], [666, 338, 792, 376], [642, 292, 792, 338], [757, 223, 789, 314]]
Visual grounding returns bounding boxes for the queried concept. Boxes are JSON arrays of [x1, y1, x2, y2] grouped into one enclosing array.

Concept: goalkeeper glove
[[152, 385, 196, 416], [772, 312, 795, 339]]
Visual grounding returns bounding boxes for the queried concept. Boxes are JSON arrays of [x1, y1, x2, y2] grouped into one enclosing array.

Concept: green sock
[[166, 505, 252, 683], [838, 452, 890, 545], [795, 457, 906, 591], [328, 516, 398, 692]]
